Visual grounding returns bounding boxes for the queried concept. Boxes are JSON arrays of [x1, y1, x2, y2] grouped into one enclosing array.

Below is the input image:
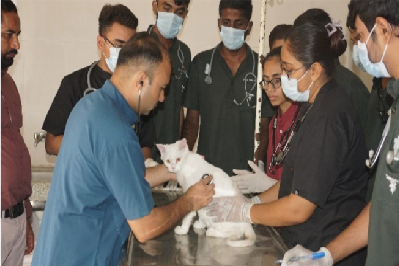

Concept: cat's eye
[[166, 159, 170, 163], [176, 158, 181, 162]]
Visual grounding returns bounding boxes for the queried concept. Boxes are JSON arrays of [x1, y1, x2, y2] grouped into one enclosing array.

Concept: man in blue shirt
[[32, 32, 215, 266]]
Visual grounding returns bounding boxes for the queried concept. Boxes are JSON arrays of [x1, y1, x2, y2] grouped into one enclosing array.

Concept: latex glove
[[231, 160, 277, 193], [205, 185, 253, 223], [282, 245, 333, 266]]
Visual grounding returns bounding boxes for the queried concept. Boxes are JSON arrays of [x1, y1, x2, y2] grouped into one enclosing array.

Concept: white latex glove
[[144, 158, 159, 168], [205, 185, 253, 223], [282, 245, 333, 266], [231, 160, 277, 193]]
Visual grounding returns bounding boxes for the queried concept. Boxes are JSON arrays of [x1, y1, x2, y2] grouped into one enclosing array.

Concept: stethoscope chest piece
[[205, 75, 212, 85]]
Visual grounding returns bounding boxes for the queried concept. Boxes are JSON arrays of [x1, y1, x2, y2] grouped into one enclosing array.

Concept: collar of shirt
[[101, 80, 139, 126], [276, 102, 300, 129], [147, 25, 178, 50], [388, 78, 399, 99], [215, 42, 253, 77]]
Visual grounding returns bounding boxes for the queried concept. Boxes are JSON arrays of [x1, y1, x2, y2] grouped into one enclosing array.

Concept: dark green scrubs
[[367, 78, 399, 266], [148, 26, 191, 162], [335, 62, 370, 132], [184, 43, 274, 176], [364, 78, 394, 202]]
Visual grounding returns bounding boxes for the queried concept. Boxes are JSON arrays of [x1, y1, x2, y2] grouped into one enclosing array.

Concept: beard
[[1, 49, 18, 70]]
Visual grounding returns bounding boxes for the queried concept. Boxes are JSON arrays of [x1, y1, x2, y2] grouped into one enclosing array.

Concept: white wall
[[8, 0, 372, 167]]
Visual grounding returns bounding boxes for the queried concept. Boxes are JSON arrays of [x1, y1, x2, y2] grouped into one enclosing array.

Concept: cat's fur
[[157, 138, 256, 247]]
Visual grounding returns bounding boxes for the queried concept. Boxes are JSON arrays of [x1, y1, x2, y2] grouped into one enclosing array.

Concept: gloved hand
[[282, 245, 333, 266], [205, 185, 253, 223], [231, 161, 277, 193]]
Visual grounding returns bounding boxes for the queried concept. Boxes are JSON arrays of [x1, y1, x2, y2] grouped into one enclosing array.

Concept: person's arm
[[141, 147, 153, 161], [128, 175, 215, 243], [145, 164, 176, 187], [254, 117, 270, 164], [45, 132, 63, 156], [25, 218, 34, 254], [182, 109, 199, 151], [326, 203, 370, 263], [257, 181, 280, 204]]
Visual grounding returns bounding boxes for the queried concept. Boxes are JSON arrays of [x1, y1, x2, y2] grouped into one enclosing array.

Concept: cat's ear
[[179, 138, 188, 151], [156, 144, 165, 155]]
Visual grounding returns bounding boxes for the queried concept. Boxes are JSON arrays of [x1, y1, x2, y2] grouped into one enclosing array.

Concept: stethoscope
[[204, 44, 257, 108], [148, 26, 188, 83], [83, 61, 99, 96]]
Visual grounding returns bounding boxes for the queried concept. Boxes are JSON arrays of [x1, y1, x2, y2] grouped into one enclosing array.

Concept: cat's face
[[157, 138, 189, 173]]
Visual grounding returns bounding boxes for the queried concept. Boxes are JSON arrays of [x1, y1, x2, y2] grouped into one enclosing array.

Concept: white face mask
[[281, 69, 313, 102], [352, 45, 366, 72], [156, 11, 184, 39], [220, 25, 246, 50], [102, 40, 120, 73], [357, 24, 391, 78]]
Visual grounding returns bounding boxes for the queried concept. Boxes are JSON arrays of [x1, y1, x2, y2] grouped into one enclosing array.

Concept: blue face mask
[[281, 69, 313, 102], [220, 26, 246, 51], [357, 24, 391, 78], [352, 45, 366, 72], [156, 11, 184, 39]]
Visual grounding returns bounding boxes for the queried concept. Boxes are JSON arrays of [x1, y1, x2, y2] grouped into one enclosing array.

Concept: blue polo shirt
[[32, 80, 154, 266]]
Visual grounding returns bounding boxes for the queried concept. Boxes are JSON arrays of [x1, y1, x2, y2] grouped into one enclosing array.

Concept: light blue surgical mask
[[156, 11, 184, 39], [357, 24, 391, 78], [220, 26, 246, 51], [281, 69, 313, 102], [103, 45, 120, 73], [352, 45, 366, 72]]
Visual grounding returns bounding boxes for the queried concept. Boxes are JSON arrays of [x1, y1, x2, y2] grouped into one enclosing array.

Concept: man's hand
[[282, 245, 333, 266], [231, 161, 277, 193], [25, 218, 34, 255], [183, 175, 215, 211], [205, 186, 253, 223]]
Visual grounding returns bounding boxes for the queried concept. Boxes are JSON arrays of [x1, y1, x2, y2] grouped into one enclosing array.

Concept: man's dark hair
[[294, 8, 347, 58], [346, 0, 359, 30], [156, 0, 191, 6], [261, 46, 282, 69], [219, 0, 253, 21], [117, 32, 170, 82], [1, 0, 17, 22], [286, 20, 338, 77], [98, 4, 138, 36], [349, 0, 399, 37], [269, 24, 292, 49]]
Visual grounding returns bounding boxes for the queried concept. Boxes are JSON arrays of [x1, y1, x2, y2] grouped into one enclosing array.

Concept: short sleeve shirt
[[367, 78, 399, 266], [42, 62, 156, 148], [184, 43, 274, 175], [278, 80, 368, 263], [147, 27, 191, 160], [32, 81, 154, 266], [335, 63, 370, 133]]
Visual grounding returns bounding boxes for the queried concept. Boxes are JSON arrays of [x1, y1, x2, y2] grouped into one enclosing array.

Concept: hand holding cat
[[183, 175, 215, 211], [205, 185, 253, 223], [231, 161, 278, 193]]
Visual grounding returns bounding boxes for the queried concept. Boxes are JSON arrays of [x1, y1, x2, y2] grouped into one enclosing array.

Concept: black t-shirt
[[42, 62, 156, 148], [278, 79, 367, 266]]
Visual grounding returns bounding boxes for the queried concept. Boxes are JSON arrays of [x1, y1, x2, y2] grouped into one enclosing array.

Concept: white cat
[[156, 138, 256, 247]]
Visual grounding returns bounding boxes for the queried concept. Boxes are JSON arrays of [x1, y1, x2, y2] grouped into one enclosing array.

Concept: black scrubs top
[[364, 78, 394, 202], [148, 26, 191, 162], [42, 62, 156, 148], [278, 79, 368, 266], [184, 43, 274, 176]]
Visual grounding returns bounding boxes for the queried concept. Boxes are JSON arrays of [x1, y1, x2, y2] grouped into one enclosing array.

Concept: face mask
[[157, 11, 184, 39], [352, 45, 366, 72], [103, 45, 120, 73], [281, 69, 313, 102], [220, 26, 246, 51], [357, 24, 390, 78]]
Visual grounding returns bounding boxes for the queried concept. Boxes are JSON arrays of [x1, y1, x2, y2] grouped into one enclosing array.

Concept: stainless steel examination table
[[120, 191, 288, 266]]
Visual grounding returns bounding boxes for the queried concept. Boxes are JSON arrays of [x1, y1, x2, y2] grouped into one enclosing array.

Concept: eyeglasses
[[281, 63, 305, 80], [259, 78, 281, 92], [103, 36, 124, 49]]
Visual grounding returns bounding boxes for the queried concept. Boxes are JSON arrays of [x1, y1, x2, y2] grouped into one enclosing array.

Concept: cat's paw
[[193, 220, 206, 229], [174, 226, 189, 235]]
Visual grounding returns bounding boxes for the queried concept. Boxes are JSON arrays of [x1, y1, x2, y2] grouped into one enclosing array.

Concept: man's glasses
[[103, 36, 124, 49], [259, 78, 281, 92]]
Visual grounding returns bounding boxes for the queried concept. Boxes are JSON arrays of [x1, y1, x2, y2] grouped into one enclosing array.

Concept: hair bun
[[325, 22, 347, 58]]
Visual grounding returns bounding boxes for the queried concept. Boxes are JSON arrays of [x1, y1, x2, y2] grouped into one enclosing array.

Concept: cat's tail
[[226, 224, 256, 247]]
